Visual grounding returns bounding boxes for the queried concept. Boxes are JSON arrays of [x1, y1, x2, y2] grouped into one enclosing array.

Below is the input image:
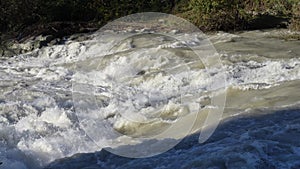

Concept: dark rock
[[248, 15, 289, 30], [136, 70, 146, 76]]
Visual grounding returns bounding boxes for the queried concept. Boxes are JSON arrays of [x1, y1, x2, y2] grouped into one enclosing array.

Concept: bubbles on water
[[72, 12, 226, 158]]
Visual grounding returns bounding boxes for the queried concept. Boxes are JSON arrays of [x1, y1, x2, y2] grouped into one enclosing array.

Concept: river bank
[[1, 22, 300, 58], [1, 0, 300, 58]]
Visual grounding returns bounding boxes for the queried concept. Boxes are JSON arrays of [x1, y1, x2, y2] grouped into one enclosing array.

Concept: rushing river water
[[0, 27, 300, 169]]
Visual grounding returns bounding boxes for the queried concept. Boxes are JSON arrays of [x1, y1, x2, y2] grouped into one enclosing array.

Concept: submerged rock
[[1, 35, 54, 57]]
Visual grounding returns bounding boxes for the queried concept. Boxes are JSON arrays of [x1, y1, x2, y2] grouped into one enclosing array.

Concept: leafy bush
[[0, 0, 40, 32], [0, 0, 299, 35], [0, 0, 176, 34], [178, 0, 299, 31], [180, 0, 249, 31], [289, 2, 300, 31], [244, 0, 296, 16]]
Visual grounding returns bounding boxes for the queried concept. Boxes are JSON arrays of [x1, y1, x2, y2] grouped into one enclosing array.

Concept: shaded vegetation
[[0, 0, 176, 35], [0, 0, 299, 40]]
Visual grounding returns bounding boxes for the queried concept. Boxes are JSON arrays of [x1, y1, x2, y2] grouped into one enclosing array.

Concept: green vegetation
[[289, 1, 300, 31], [0, 0, 175, 34], [180, 0, 249, 31], [179, 0, 300, 31], [0, 0, 299, 39]]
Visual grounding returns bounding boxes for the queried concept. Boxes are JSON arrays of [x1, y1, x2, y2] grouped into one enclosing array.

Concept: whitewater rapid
[[0, 28, 300, 168]]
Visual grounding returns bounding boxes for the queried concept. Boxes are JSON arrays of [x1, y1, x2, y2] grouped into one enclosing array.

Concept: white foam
[[0, 30, 300, 168]]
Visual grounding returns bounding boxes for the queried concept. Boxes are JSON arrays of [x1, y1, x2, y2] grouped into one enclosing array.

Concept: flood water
[[0, 28, 299, 169]]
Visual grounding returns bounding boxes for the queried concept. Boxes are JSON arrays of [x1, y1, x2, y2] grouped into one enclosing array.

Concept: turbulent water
[[0, 28, 300, 169]]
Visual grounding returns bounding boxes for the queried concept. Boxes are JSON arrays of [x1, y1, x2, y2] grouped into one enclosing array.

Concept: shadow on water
[[44, 108, 300, 169]]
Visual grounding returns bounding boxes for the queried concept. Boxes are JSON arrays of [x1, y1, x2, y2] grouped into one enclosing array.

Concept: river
[[0, 25, 299, 169]]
